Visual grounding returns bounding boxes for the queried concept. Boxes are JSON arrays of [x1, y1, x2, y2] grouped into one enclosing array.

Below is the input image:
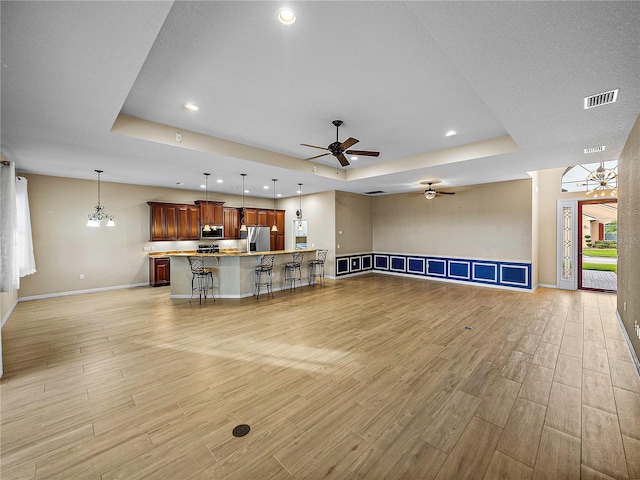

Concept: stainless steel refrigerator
[[246, 226, 271, 252]]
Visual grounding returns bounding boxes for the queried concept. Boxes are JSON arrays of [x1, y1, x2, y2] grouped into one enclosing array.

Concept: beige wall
[[279, 190, 337, 276], [372, 179, 533, 262], [618, 113, 640, 362], [335, 191, 373, 255]]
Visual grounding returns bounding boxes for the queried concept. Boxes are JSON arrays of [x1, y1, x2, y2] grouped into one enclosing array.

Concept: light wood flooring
[[1, 274, 639, 479]]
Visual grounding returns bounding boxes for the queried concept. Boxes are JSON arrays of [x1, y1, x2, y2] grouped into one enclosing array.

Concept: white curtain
[[0, 162, 19, 291], [0, 162, 36, 292], [16, 176, 36, 277]]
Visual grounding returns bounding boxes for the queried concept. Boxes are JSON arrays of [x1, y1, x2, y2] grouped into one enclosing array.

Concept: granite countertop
[[149, 249, 317, 258]]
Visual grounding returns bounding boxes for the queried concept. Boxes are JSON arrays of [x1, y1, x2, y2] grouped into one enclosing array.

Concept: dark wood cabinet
[[148, 202, 200, 241], [196, 200, 224, 227], [176, 205, 200, 240], [149, 257, 170, 287], [243, 208, 257, 226], [223, 207, 240, 239], [269, 210, 285, 251], [257, 209, 269, 227], [148, 202, 179, 241]]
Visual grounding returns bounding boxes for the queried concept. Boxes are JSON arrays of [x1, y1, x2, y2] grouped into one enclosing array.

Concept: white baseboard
[[18, 283, 149, 302], [536, 283, 557, 289], [617, 310, 640, 378], [1, 297, 19, 328]]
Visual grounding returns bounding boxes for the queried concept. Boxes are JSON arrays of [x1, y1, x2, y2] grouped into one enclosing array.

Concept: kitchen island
[[160, 249, 317, 299]]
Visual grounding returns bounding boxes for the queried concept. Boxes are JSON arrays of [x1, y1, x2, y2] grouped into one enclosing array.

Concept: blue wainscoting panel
[[448, 261, 470, 280], [408, 257, 425, 275], [336, 257, 350, 275], [500, 264, 529, 287], [374, 255, 389, 270], [390, 256, 406, 273], [426, 259, 447, 277], [473, 263, 498, 283], [337, 253, 531, 289]]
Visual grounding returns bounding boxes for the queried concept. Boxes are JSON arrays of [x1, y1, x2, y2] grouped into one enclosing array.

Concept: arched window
[[561, 160, 617, 196]]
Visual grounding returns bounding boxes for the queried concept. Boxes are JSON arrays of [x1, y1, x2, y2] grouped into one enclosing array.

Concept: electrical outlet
[[337, 244, 340, 249], [624, 301, 627, 311], [79, 274, 84, 280], [311, 243, 315, 247], [175, 132, 182, 143], [143, 246, 153, 251]]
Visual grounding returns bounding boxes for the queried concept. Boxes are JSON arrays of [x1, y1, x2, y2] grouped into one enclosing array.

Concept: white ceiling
[[2, 1, 639, 199]]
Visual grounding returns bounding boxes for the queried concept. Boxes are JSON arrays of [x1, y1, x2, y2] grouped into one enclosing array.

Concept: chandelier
[[240, 174, 247, 232], [86, 170, 115, 227], [585, 162, 617, 197]]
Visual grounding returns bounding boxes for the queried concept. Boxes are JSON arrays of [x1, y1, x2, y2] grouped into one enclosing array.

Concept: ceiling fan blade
[[304, 152, 331, 161], [345, 150, 380, 157], [436, 191, 456, 195], [301, 143, 329, 151], [340, 137, 359, 150], [336, 153, 350, 167]]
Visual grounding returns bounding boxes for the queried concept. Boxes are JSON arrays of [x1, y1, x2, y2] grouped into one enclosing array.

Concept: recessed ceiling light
[[296, 190, 302, 194], [445, 130, 457, 137], [244, 189, 250, 194], [264, 185, 269, 189], [277, 194, 282, 197], [184, 103, 199, 111], [351, 156, 359, 161], [200, 184, 206, 189], [216, 179, 223, 183], [275, 7, 296, 25]]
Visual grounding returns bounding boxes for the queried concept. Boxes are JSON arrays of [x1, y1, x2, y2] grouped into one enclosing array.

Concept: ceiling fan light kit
[[301, 120, 379, 167]]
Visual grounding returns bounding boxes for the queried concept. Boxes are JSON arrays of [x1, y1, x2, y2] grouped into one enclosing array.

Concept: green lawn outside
[[583, 248, 617, 258], [582, 263, 617, 273]]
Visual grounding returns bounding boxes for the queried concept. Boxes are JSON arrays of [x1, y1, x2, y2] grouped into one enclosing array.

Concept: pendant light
[[297, 183, 304, 232], [202, 172, 211, 232], [86, 169, 115, 227], [271, 178, 278, 232], [240, 173, 248, 232]]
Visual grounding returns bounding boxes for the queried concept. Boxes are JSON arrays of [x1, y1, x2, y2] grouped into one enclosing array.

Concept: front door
[[578, 199, 618, 292]]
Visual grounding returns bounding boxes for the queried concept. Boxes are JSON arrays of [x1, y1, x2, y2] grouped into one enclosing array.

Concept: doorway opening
[[578, 200, 617, 292]]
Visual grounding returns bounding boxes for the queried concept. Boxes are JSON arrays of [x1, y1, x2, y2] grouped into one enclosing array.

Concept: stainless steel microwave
[[200, 225, 223, 239]]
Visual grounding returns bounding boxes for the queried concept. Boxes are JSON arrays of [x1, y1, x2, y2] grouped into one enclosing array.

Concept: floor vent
[[584, 89, 618, 109], [584, 145, 606, 154], [364, 190, 386, 195]]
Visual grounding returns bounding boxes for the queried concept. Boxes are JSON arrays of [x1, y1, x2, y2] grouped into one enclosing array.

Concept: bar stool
[[309, 249, 328, 287], [284, 252, 304, 292], [187, 256, 214, 304], [254, 254, 275, 299]]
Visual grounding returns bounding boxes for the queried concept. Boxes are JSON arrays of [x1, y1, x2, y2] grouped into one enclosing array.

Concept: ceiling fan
[[301, 120, 380, 167], [410, 182, 456, 200]]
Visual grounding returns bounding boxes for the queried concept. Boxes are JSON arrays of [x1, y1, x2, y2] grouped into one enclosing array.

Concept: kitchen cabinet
[[243, 208, 257, 226], [177, 205, 200, 240], [257, 209, 269, 227], [269, 210, 285, 251], [223, 207, 240, 239], [149, 257, 170, 287], [196, 200, 224, 227], [148, 202, 179, 241], [148, 202, 200, 241]]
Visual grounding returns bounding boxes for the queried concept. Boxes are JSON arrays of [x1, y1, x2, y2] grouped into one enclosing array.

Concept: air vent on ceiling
[[364, 190, 386, 195], [584, 145, 606, 154], [584, 89, 618, 109]]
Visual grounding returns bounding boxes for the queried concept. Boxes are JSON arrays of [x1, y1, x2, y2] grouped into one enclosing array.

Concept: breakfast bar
[[163, 249, 317, 299]]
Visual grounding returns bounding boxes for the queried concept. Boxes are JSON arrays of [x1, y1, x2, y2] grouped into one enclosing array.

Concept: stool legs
[[254, 268, 273, 299], [284, 264, 303, 292], [190, 272, 214, 304], [309, 262, 325, 287]]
